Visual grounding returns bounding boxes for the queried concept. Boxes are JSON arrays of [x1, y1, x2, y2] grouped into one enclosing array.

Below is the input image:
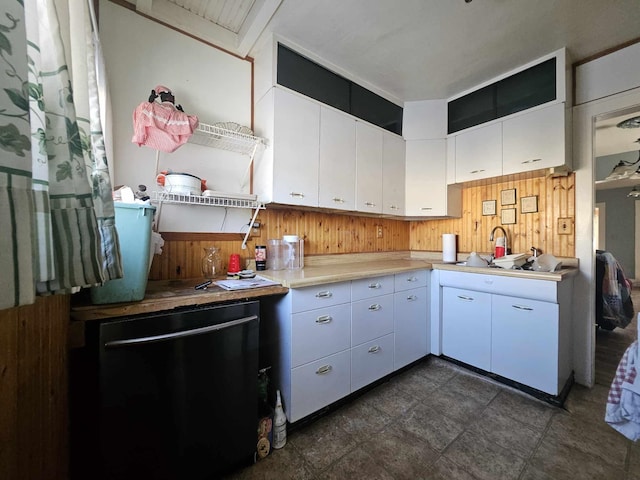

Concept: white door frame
[[574, 88, 640, 387], [595, 202, 606, 251]]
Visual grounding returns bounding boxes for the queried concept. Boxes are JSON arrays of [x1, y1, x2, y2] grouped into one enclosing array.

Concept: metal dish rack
[[152, 122, 266, 249]]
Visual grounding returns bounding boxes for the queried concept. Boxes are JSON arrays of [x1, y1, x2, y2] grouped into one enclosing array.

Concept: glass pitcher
[[201, 246, 222, 279]]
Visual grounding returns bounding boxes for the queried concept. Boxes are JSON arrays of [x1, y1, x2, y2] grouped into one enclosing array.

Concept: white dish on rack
[[202, 190, 257, 201]]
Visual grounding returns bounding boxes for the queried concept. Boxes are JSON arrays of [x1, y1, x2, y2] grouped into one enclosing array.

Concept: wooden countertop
[[70, 278, 289, 322]]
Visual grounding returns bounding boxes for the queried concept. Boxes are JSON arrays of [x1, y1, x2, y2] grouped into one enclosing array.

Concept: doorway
[[593, 106, 640, 386]]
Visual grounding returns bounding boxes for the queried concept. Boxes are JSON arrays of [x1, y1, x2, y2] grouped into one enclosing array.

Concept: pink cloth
[[132, 101, 199, 153]]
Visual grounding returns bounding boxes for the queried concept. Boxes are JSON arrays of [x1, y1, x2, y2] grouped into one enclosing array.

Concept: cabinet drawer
[[291, 304, 351, 368], [351, 275, 394, 301], [351, 294, 394, 346], [291, 282, 351, 313], [394, 270, 428, 291], [290, 350, 351, 422], [351, 333, 394, 392], [438, 270, 558, 303]]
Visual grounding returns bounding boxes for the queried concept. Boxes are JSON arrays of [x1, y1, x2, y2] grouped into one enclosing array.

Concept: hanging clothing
[[132, 99, 199, 153], [598, 250, 634, 329], [606, 340, 640, 441]]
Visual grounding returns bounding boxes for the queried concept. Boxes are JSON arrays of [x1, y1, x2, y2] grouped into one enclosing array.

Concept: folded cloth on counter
[[131, 100, 199, 153], [605, 340, 640, 440], [215, 276, 281, 291]]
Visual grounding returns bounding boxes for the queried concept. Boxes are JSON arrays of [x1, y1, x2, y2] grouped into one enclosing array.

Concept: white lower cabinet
[[438, 270, 573, 396], [491, 295, 560, 394], [263, 269, 430, 423], [441, 287, 492, 371], [394, 270, 429, 369]]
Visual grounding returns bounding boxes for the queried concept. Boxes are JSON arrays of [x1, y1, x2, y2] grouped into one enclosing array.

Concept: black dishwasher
[[79, 301, 259, 480]]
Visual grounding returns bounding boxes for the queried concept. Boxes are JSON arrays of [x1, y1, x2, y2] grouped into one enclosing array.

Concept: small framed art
[[501, 188, 516, 206], [521, 195, 538, 214], [501, 208, 516, 225], [482, 200, 496, 216]]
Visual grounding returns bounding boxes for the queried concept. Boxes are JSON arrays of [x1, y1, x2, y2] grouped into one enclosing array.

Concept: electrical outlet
[[376, 225, 383, 238], [557, 217, 573, 235]]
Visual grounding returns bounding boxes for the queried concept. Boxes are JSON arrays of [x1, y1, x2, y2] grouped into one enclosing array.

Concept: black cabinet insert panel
[[277, 43, 403, 135]]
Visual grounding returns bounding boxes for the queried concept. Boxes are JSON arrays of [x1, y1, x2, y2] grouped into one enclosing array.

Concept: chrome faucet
[[530, 246, 540, 258], [489, 226, 509, 254]]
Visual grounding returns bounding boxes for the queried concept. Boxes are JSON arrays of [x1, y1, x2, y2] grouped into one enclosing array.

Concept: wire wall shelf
[[187, 122, 266, 156], [152, 191, 263, 210]]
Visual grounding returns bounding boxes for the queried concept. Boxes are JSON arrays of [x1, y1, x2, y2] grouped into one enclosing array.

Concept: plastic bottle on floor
[[273, 390, 287, 449]]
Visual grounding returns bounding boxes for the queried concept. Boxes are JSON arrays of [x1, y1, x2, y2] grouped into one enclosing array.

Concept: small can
[[255, 245, 267, 271]]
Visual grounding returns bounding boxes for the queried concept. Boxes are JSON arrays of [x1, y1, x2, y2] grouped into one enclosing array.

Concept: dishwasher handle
[[104, 314, 258, 348]]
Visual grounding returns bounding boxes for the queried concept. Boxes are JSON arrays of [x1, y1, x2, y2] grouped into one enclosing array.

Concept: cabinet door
[[290, 350, 351, 422], [454, 122, 502, 183], [319, 107, 356, 210], [272, 88, 320, 206], [394, 287, 428, 370], [382, 132, 405, 215], [502, 102, 566, 175], [351, 333, 394, 392], [441, 287, 491, 371], [405, 139, 449, 216], [491, 295, 559, 394], [355, 121, 383, 213]]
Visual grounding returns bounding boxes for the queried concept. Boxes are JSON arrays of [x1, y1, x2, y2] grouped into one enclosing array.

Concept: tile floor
[[227, 288, 640, 480]]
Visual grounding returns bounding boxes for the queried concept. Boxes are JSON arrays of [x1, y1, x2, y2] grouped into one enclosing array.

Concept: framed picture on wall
[[482, 200, 496, 216], [521, 195, 538, 213], [501, 208, 516, 225], [501, 188, 516, 206]]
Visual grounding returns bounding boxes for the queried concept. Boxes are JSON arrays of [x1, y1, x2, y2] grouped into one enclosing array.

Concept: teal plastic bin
[[91, 203, 156, 304]]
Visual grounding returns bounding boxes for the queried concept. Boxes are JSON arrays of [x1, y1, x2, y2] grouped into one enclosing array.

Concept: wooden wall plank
[[0, 294, 70, 480]]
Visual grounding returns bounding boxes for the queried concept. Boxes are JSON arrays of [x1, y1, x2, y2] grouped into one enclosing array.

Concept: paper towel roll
[[442, 234, 457, 263]]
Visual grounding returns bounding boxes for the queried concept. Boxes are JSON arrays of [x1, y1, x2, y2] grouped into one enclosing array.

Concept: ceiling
[[133, 0, 640, 154]]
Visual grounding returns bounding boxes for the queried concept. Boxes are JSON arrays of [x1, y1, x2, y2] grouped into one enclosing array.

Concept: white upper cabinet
[[356, 122, 383, 213], [254, 87, 320, 207], [502, 102, 569, 175], [319, 106, 356, 211], [382, 132, 406, 215], [405, 139, 461, 217], [453, 123, 502, 183]]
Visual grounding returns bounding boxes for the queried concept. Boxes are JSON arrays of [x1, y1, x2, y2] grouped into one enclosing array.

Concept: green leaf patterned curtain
[[0, 0, 122, 310]]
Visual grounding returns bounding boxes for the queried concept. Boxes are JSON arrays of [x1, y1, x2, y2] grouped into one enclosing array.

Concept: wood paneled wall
[[150, 209, 411, 279], [0, 294, 70, 480], [150, 172, 575, 280], [411, 172, 576, 257]]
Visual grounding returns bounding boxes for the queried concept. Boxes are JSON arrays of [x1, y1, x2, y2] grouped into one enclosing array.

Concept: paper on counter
[[215, 275, 281, 291]]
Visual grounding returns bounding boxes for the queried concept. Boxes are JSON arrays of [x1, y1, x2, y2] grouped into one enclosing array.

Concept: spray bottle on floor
[[273, 389, 287, 449]]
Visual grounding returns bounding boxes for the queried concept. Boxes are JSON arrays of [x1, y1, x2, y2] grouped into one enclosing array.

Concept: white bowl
[[532, 254, 561, 272], [466, 252, 489, 267]]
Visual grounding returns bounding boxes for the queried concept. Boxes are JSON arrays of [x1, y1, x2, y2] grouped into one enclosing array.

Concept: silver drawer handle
[[470, 169, 486, 174], [315, 291, 333, 298], [332, 197, 345, 203], [522, 158, 542, 164], [289, 192, 305, 198], [406, 276, 418, 282], [368, 304, 382, 311], [406, 295, 418, 301], [512, 305, 534, 311], [389, 205, 398, 210], [364, 202, 376, 207], [315, 315, 333, 324], [368, 282, 382, 289], [368, 345, 381, 354], [316, 365, 332, 375], [421, 207, 433, 211], [457, 295, 474, 301]]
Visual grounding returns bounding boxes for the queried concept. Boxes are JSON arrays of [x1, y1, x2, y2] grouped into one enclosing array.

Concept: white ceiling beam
[[235, 0, 281, 58]]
